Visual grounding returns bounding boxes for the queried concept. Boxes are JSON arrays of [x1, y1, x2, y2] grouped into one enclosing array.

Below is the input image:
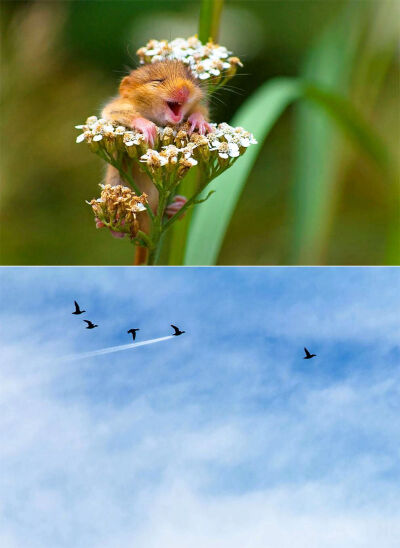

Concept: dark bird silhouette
[[72, 300, 85, 315], [83, 320, 98, 329], [303, 347, 316, 359], [171, 324, 185, 336], [127, 328, 140, 341]]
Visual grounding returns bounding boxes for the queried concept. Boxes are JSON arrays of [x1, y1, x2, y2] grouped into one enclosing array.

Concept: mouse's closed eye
[[151, 78, 166, 84]]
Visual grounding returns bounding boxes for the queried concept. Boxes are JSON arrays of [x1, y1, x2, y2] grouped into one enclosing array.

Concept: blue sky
[[0, 267, 399, 547]]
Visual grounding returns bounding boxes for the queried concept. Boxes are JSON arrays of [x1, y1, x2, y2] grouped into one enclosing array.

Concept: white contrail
[[62, 335, 175, 362]]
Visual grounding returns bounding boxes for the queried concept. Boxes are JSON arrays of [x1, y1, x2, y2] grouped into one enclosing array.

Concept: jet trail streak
[[62, 336, 174, 362]]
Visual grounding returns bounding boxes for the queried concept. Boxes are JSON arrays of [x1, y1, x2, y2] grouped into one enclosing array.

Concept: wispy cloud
[[0, 267, 399, 547]]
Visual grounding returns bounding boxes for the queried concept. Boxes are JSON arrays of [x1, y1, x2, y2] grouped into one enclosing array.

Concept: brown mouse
[[101, 60, 212, 264]]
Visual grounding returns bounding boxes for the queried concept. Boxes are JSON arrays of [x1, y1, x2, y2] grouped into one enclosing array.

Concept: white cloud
[[129, 482, 400, 548], [0, 267, 399, 547], [1, 334, 399, 547]]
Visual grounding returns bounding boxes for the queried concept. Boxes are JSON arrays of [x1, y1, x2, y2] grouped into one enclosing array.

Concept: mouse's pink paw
[[95, 217, 126, 239], [131, 117, 157, 147], [110, 230, 126, 239], [166, 195, 187, 219], [188, 112, 213, 136]]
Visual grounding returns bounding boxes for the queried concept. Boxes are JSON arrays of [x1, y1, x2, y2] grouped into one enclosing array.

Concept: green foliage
[[289, 1, 397, 264], [185, 76, 393, 265], [185, 78, 302, 265], [184, 1, 397, 266], [1, 0, 398, 265], [199, 0, 224, 42]]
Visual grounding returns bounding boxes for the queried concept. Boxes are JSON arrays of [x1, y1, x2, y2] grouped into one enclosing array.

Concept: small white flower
[[102, 123, 115, 134], [76, 133, 86, 143], [161, 126, 176, 139], [210, 140, 240, 159], [211, 46, 230, 59], [161, 145, 180, 164], [123, 131, 142, 146], [216, 122, 231, 134], [209, 141, 229, 158], [135, 202, 147, 212], [183, 143, 198, 155], [184, 157, 197, 166], [140, 150, 168, 167], [228, 142, 240, 157]]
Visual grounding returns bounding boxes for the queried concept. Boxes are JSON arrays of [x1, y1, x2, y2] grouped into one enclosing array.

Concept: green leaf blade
[[184, 78, 303, 265]]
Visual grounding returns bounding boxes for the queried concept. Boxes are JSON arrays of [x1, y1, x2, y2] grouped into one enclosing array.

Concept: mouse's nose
[[174, 85, 189, 103]]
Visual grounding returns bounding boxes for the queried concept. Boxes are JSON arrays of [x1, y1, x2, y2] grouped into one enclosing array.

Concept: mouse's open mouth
[[166, 101, 183, 122]]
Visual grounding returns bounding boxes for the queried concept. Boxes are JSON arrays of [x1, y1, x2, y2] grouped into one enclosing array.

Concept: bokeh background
[[1, 0, 399, 265]]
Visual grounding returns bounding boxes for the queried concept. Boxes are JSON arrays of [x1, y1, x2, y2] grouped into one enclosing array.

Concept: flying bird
[[127, 328, 140, 341], [83, 320, 98, 329], [72, 300, 85, 315], [171, 324, 185, 336], [303, 347, 316, 359]]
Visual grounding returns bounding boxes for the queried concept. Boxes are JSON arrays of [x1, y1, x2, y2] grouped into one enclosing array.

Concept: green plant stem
[[163, 186, 205, 233], [166, 0, 224, 265], [146, 166, 225, 264], [199, 0, 224, 43], [146, 189, 171, 265]]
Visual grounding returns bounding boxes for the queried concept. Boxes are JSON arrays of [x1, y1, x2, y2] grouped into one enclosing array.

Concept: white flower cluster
[[141, 146, 198, 167], [136, 36, 243, 82], [76, 116, 145, 147], [76, 116, 257, 183], [209, 122, 257, 159]]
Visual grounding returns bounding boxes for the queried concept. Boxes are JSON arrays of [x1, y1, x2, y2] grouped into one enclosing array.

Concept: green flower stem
[[134, 230, 153, 248], [199, 0, 224, 43], [162, 171, 211, 233], [143, 171, 211, 265], [147, 245, 157, 266], [145, 188, 170, 265], [165, 0, 224, 264], [166, 169, 198, 265]]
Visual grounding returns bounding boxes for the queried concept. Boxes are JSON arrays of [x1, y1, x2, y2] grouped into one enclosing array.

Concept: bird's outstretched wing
[[84, 320, 93, 327], [171, 324, 179, 335], [74, 300, 80, 312], [304, 347, 311, 358]]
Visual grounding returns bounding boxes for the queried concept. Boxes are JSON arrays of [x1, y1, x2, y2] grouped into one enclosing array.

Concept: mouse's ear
[[119, 75, 135, 96]]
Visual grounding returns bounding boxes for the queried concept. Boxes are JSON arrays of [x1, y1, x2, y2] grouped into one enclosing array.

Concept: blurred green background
[[1, 0, 399, 265]]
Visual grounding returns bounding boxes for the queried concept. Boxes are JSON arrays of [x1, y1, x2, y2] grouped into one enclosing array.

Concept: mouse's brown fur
[[101, 60, 210, 264]]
